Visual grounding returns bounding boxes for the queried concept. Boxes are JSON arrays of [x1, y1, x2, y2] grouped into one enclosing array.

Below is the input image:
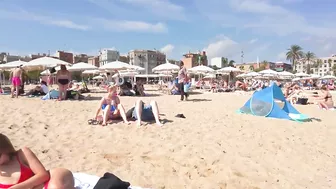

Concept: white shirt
[[41, 84, 49, 94]]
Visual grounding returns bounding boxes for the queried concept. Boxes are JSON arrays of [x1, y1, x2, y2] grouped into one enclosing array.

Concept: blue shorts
[[132, 104, 154, 121], [102, 104, 116, 112]]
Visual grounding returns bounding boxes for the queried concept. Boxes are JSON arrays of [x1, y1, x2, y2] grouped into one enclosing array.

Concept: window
[[324, 60, 327, 63], [334, 60, 336, 63]]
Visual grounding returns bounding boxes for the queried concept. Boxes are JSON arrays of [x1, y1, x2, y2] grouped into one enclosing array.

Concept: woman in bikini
[[94, 85, 130, 126], [56, 65, 71, 101], [316, 85, 334, 110], [0, 133, 75, 189]]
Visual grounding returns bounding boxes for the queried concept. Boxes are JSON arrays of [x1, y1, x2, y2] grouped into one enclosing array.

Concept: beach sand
[[0, 90, 335, 189]]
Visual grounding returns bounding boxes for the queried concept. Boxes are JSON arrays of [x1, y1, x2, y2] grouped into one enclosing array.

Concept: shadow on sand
[[189, 98, 212, 102]]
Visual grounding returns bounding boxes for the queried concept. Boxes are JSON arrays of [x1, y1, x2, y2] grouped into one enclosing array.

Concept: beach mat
[[74, 173, 152, 189]]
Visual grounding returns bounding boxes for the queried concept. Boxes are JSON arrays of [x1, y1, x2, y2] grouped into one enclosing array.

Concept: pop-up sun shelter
[[239, 84, 310, 121]]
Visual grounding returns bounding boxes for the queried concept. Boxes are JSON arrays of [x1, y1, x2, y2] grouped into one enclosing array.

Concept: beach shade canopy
[[92, 75, 104, 80], [258, 69, 278, 75], [203, 74, 216, 79], [217, 66, 241, 73], [0, 60, 28, 69], [82, 70, 100, 74], [309, 74, 320, 79], [295, 72, 309, 77], [26, 57, 70, 70], [278, 71, 294, 77], [112, 71, 138, 78], [99, 60, 132, 71], [67, 62, 97, 72], [188, 65, 215, 73], [236, 73, 247, 78], [239, 84, 310, 121], [245, 72, 260, 77], [320, 75, 336, 80], [152, 60, 180, 73], [128, 64, 145, 71]]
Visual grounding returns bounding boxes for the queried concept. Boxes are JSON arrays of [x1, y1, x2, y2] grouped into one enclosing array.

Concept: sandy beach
[[0, 90, 335, 189]]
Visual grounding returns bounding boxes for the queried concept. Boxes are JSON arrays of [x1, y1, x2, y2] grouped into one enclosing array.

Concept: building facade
[[88, 56, 99, 67], [210, 57, 225, 68], [99, 49, 120, 67], [73, 54, 89, 63], [295, 54, 336, 76], [235, 61, 292, 72], [55, 51, 74, 63], [182, 51, 208, 69], [128, 50, 166, 74]]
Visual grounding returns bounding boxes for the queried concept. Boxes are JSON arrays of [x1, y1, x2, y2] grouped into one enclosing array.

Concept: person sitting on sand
[[94, 85, 129, 126], [127, 99, 163, 127], [25, 81, 49, 96], [315, 84, 334, 110], [0, 133, 75, 189]]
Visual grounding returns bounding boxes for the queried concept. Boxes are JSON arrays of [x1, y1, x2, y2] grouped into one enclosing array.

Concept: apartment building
[[99, 49, 119, 67], [119, 54, 129, 63], [210, 57, 226, 68], [128, 49, 166, 74], [182, 51, 208, 69], [73, 54, 89, 63], [236, 61, 292, 72], [88, 56, 99, 67], [295, 54, 336, 76], [55, 51, 74, 63]]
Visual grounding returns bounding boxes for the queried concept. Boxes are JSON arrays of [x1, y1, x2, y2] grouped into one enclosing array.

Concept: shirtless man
[[9, 65, 23, 98]]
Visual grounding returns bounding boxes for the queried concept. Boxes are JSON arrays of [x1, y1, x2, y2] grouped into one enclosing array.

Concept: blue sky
[[0, 0, 335, 63]]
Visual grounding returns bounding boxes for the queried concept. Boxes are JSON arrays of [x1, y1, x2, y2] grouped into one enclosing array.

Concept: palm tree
[[228, 60, 235, 67], [239, 65, 244, 70], [328, 59, 332, 67], [249, 65, 254, 71], [303, 51, 316, 74], [332, 64, 336, 76], [221, 57, 228, 67], [286, 45, 304, 70]]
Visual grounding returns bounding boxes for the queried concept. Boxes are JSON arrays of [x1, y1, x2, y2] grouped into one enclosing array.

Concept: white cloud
[[0, 9, 89, 30], [160, 44, 174, 56], [120, 0, 186, 20], [277, 52, 287, 61], [0, 8, 167, 33], [249, 38, 258, 44], [93, 18, 167, 33], [195, 0, 336, 38], [202, 35, 239, 59]]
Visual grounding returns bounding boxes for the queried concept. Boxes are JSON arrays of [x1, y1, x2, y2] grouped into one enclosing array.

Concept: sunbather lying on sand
[[0, 133, 75, 189], [127, 99, 163, 127], [94, 85, 129, 126]]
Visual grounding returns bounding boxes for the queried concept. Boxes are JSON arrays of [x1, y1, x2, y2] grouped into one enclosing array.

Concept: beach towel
[[41, 89, 59, 100], [73, 173, 151, 189]]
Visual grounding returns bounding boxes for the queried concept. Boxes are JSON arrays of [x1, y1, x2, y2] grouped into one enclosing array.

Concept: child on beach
[[0, 133, 75, 189], [94, 85, 130, 126]]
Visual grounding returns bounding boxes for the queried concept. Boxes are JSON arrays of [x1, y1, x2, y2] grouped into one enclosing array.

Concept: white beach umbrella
[[203, 74, 216, 79], [112, 71, 139, 78], [67, 62, 97, 72], [309, 74, 320, 79], [128, 64, 145, 71], [98, 60, 132, 71], [258, 69, 278, 75], [26, 57, 70, 70], [40, 65, 70, 75], [0, 60, 28, 69], [278, 71, 294, 77], [295, 72, 309, 77], [188, 65, 215, 73], [92, 75, 104, 80], [82, 70, 100, 74], [245, 72, 260, 77], [320, 75, 336, 80], [236, 73, 247, 78], [152, 61, 179, 72], [292, 78, 301, 81], [217, 66, 241, 73]]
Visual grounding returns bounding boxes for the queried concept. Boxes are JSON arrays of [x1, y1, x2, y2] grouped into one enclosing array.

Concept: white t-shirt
[[41, 85, 49, 94]]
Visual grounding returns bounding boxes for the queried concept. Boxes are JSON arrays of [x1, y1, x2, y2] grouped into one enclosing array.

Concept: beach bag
[[184, 83, 191, 93]]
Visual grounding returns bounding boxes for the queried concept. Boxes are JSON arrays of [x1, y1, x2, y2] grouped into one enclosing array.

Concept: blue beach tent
[[239, 84, 309, 121]]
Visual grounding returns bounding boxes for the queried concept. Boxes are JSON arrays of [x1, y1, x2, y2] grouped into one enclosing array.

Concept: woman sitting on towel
[[315, 85, 334, 110], [94, 85, 129, 126], [0, 133, 75, 189], [25, 81, 49, 96]]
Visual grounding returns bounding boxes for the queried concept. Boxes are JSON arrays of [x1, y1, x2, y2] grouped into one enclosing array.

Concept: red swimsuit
[[0, 156, 49, 189]]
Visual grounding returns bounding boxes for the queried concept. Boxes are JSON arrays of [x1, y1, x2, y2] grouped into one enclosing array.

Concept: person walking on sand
[[178, 61, 189, 101], [9, 65, 23, 98]]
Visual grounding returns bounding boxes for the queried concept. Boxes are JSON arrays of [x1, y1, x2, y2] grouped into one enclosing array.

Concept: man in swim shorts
[[10, 65, 23, 98]]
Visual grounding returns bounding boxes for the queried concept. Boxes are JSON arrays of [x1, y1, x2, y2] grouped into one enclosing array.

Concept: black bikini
[[58, 79, 69, 85]]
